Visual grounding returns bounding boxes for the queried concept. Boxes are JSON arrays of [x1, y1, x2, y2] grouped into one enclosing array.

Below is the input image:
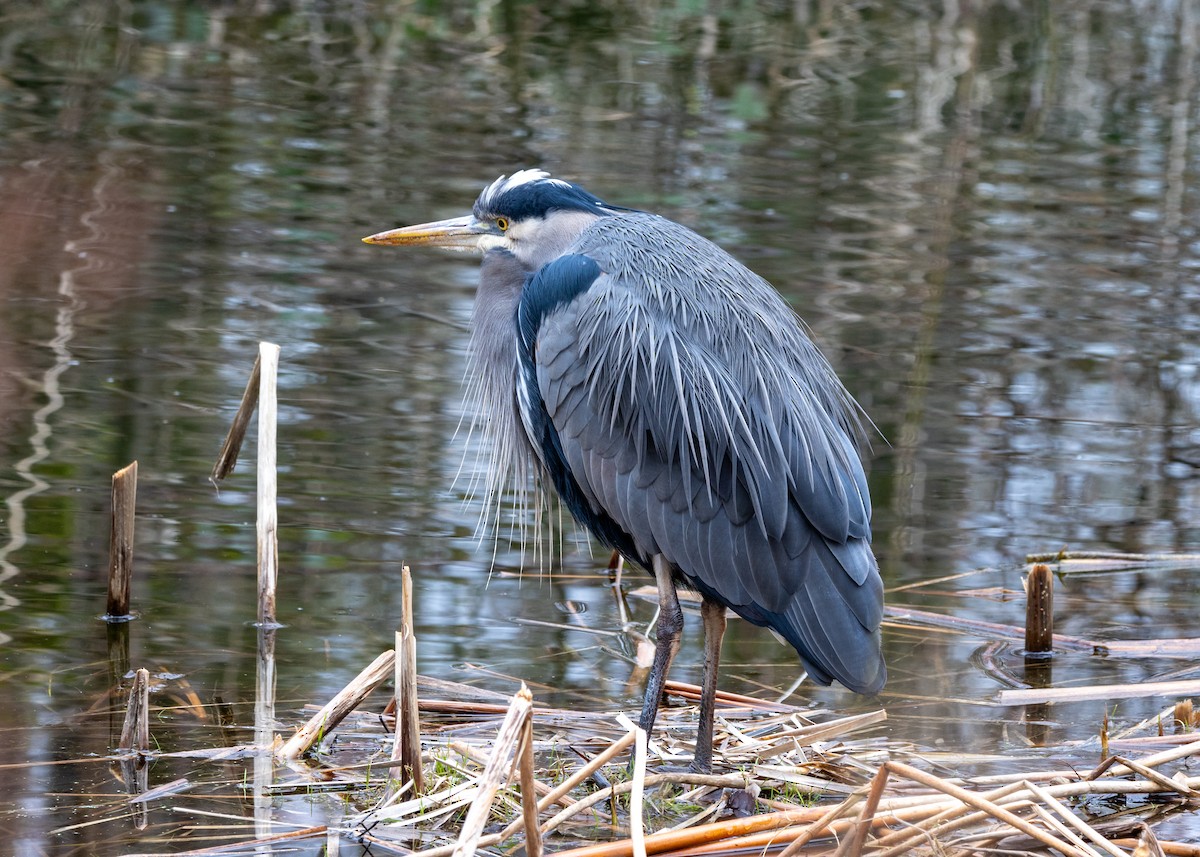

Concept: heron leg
[[694, 595, 727, 774], [639, 554, 683, 741]]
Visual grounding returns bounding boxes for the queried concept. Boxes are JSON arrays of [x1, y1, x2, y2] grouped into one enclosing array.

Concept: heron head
[[363, 170, 621, 270]]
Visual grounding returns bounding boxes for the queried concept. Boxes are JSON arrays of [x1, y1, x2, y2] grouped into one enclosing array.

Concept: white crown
[[477, 169, 569, 208]]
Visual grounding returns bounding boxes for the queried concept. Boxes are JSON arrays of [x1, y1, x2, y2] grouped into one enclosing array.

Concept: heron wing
[[524, 219, 884, 694]]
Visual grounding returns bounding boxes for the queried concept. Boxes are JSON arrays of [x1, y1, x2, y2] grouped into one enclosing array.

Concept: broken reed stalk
[[1025, 563, 1054, 653], [1026, 549, 1200, 564], [390, 566, 423, 796], [998, 678, 1200, 706], [256, 342, 280, 627], [629, 719, 649, 857], [279, 650, 395, 759], [452, 684, 533, 857], [842, 761, 890, 857], [551, 807, 836, 857], [119, 667, 150, 752], [517, 710, 542, 857], [662, 679, 804, 712], [210, 351, 262, 482], [614, 715, 652, 854], [1113, 836, 1200, 856], [105, 461, 138, 619]]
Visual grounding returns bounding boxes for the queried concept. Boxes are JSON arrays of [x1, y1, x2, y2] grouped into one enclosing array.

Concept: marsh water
[[2, 1, 1200, 853]]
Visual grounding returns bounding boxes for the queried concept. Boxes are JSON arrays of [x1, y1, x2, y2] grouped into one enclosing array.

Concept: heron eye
[[495, 217, 510, 231]]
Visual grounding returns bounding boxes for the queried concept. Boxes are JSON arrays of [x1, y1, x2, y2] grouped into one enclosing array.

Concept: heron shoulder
[[573, 211, 868, 442], [575, 213, 801, 328], [516, 254, 603, 354]]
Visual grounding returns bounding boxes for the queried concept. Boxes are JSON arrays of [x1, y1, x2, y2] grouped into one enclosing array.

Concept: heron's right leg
[[639, 554, 683, 738], [693, 595, 727, 773]]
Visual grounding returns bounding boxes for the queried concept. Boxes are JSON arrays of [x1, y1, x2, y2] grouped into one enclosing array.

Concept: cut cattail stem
[[105, 461, 138, 621], [1024, 563, 1054, 654]]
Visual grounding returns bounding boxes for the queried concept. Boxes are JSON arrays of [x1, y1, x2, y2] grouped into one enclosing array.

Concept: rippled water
[[1, 1, 1199, 852]]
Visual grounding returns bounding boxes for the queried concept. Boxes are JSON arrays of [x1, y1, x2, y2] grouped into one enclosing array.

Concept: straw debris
[[209, 549, 1200, 856]]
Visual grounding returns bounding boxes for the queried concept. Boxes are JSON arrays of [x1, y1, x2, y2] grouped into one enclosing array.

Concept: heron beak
[[362, 214, 487, 251]]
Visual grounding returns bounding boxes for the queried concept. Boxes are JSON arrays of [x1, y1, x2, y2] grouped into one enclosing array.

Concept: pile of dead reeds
[[139, 646, 1198, 857]]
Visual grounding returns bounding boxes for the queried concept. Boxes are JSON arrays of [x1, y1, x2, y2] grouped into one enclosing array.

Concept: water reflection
[[0, 0, 1198, 852]]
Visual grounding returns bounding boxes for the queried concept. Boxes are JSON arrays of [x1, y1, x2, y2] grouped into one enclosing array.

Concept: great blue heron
[[364, 170, 885, 772]]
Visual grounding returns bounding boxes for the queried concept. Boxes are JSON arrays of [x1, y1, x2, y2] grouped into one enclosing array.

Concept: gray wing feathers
[[537, 214, 884, 692]]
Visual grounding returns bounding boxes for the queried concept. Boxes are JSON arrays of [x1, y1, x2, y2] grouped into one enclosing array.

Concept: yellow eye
[[495, 216, 510, 231]]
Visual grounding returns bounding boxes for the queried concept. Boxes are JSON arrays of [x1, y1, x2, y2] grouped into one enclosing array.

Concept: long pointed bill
[[362, 214, 486, 250]]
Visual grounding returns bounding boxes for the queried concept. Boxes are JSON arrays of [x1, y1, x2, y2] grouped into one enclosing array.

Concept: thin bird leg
[[639, 554, 684, 742], [693, 596, 727, 773]]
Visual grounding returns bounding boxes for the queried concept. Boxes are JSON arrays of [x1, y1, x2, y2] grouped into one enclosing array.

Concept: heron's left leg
[[694, 595, 727, 773], [639, 554, 683, 739]]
